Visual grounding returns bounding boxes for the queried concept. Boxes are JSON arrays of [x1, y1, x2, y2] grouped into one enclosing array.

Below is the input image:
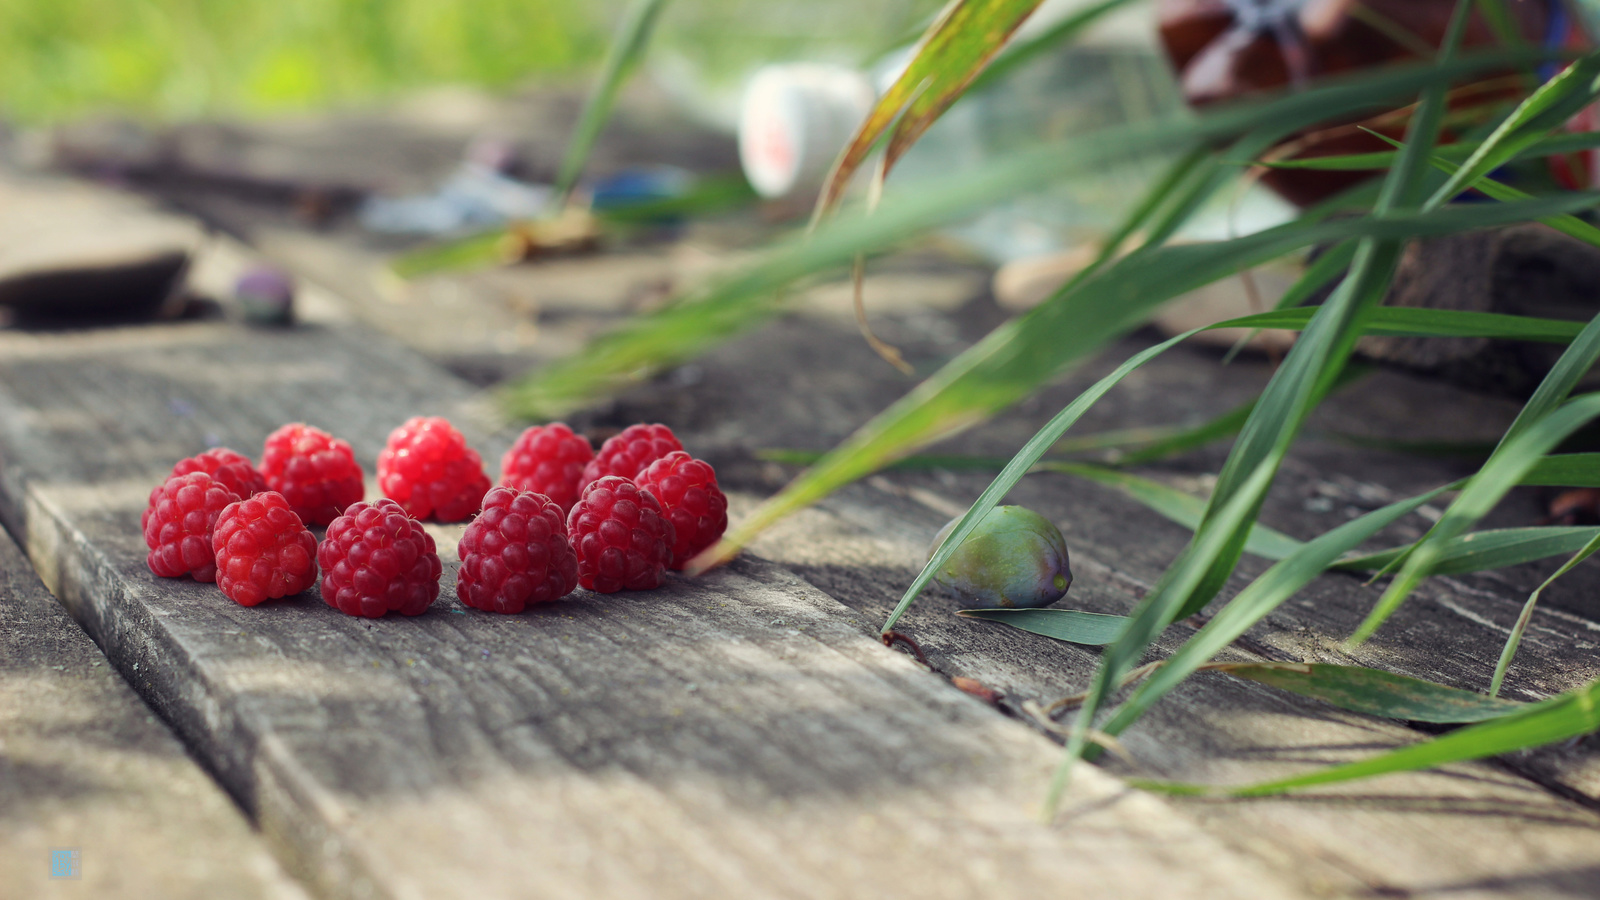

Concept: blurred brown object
[[1156, 0, 1559, 205]]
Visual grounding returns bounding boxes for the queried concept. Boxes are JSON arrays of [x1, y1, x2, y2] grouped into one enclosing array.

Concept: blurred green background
[[0, 0, 944, 124]]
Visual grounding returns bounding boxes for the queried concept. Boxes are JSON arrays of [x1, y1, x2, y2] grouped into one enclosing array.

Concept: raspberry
[[499, 423, 593, 514], [578, 423, 683, 493], [457, 487, 578, 613], [171, 448, 267, 498], [317, 498, 442, 617], [142, 472, 240, 582], [636, 452, 729, 569], [566, 476, 675, 593], [260, 424, 365, 526], [378, 417, 490, 522], [212, 491, 318, 606]]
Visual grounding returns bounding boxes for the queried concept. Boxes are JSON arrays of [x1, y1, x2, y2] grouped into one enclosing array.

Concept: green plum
[[928, 506, 1072, 609]]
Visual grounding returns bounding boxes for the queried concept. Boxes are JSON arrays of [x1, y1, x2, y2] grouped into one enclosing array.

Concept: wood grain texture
[[0, 317, 1303, 899], [0, 516, 307, 899]]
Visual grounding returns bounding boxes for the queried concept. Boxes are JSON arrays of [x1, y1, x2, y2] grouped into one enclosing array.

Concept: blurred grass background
[[0, 0, 613, 122], [0, 0, 944, 124]]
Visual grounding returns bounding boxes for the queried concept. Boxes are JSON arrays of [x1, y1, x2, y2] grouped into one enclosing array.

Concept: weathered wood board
[[145, 173, 1600, 895], [0, 309, 1308, 896], [0, 518, 307, 899]]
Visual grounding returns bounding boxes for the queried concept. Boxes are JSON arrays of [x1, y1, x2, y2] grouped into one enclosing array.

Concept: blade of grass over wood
[[687, 195, 1597, 568], [1049, 463, 1283, 812], [956, 608, 1129, 646], [1100, 485, 1454, 743], [1133, 677, 1600, 797], [554, 0, 672, 201], [1334, 526, 1600, 574], [812, 0, 1057, 222], [1427, 52, 1600, 207], [1212, 663, 1525, 723], [1521, 453, 1600, 485], [867, 329, 1199, 633], [1181, 2, 1473, 622], [1492, 530, 1600, 696], [1051, 2, 1479, 815], [1365, 129, 1600, 246], [1259, 129, 1600, 171], [506, 54, 1554, 419], [1041, 462, 1305, 560], [1352, 393, 1600, 644], [689, 192, 1598, 559]]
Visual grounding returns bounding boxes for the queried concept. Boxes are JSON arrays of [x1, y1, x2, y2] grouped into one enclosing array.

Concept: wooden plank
[[0, 280, 1305, 896], [530, 301, 1600, 898], [0, 516, 307, 898]]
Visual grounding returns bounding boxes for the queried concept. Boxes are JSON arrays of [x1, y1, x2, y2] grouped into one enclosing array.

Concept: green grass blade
[[1042, 463, 1305, 560], [1352, 393, 1600, 644], [1521, 453, 1600, 486], [1426, 52, 1600, 209], [507, 52, 1559, 420], [814, 0, 1050, 219], [869, 329, 1199, 633], [1102, 485, 1453, 740], [1334, 526, 1600, 574], [1491, 531, 1600, 696], [1133, 677, 1600, 797], [1213, 663, 1525, 723], [1061, 3, 1476, 811], [955, 608, 1129, 646], [554, 0, 673, 201]]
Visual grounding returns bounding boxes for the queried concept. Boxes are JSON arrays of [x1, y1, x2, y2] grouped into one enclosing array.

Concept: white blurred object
[[738, 64, 876, 200]]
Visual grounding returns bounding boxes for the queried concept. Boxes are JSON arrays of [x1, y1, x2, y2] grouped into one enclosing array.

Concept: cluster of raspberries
[[142, 421, 727, 618]]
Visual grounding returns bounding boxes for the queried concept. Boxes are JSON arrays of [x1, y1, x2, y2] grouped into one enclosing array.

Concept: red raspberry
[[499, 423, 593, 514], [172, 448, 267, 498], [260, 424, 364, 526], [566, 476, 675, 593], [457, 487, 577, 613], [212, 491, 318, 606], [636, 452, 729, 569], [317, 498, 442, 617], [578, 423, 683, 493], [378, 417, 490, 522], [142, 472, 240, 582]]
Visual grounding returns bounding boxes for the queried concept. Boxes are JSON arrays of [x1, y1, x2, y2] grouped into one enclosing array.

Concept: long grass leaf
[[1101, 485, 1453, 740], [1352, 393, 1600, 644], [507, 52, 1559, 419], [814, 0, 1049, 219], [1334, 526, 1600, 574], [956, 608, 1129, 645], [1522, 452, 1600, 485], [1059, 3, 1478, 813], [1133, 677, 1600, 797], [1491, 531, 1600, 695], [1427, 52, 1600, 207], [554, 0, 673, 201], [1042, 463, 1305, 560], [1212, 663, 1525, 723]]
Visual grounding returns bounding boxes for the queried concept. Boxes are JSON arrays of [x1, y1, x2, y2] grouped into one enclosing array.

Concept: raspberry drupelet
[[212, 491, 318, 606], [378, 417, 491, 522], [259, 424, 365, 526], [635, 451, 729, 569], [577, 423, 682, 494], [566, 476, 675, 593], [457, 487, 578, 613], [143, 471, 241, 582], [499, 423, 593, 514], [171, 448, 267, 499], [318, 498, 443, 617]]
